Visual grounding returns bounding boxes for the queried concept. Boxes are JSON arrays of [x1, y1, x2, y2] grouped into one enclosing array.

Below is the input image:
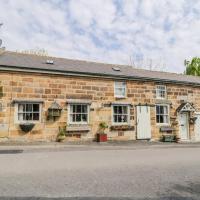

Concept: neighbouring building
[[0, 51, 200, 142]]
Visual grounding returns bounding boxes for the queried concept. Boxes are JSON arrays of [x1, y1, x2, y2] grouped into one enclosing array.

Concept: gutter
[[0, 65, 200, 87]]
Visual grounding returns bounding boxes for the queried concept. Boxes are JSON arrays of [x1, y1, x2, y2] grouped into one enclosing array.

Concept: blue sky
[[0, 0, 200, 73]]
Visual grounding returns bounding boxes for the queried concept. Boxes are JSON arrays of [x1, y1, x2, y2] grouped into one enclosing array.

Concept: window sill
[[155, 99, 171, 104], [160, 126, 174, 132], [110, 125, 134, 131], [115, 96, 126, 99], [16, 121, 41, 125], [156, 123, 170, 127], [66, 125, 91, 132]]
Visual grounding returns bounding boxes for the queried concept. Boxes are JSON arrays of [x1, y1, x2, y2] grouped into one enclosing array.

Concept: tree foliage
[[184, 57, 200, 76]]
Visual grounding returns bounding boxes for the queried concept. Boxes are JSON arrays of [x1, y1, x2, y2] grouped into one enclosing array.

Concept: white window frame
[[155, 104, 170, 125], [15, 103, 42, 124], [112, 104, 130, 125], [156, 85, 167, 99], [114, 81, 126, 98], [68, 104, 90, 125]]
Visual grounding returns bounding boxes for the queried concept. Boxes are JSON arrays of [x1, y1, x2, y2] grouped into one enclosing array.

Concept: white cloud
[[0, 0, 200, 73]]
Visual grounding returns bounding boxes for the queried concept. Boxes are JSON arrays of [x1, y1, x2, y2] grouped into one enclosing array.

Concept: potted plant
[[19, 123, 35, 133], [96, 122, 108, 142], [175, 136, 180, 143], [57, 126, 66, 142], [162, 133, 176, 142]]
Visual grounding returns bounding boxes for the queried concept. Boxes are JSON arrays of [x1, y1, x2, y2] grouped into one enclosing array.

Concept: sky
[[0, 0, 200, 73]]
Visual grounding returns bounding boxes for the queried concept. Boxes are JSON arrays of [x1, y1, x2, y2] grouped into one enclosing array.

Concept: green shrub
[[99, 122, 108, 134]]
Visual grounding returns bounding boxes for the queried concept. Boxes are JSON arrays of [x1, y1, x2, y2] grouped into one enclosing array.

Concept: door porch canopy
[[176, 102, 196, 113]]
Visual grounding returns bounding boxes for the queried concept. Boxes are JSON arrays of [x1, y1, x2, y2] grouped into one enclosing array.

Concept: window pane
[[160, 106, 164, 114], [26, 104, 32, 112], [71, 114, 75, 122], [18, 113, 23, 121], [118, 115, 127, 122], [76, 114, 81, 122], [114, 115, 118, 123], [82, 105, 87, 113], [121, 88, 126, 96], [25, 113, 32, 120], [163, 115, 168, 123], [115, 82, 121, 87], [124, 115, 128, 122], [122, 106, 127, 114], [82, 114, 87, 122], [163, 106, 168, 114], [118, 106, 123, 114], [33, 113, 39, 120], [121, 82, 126, 86], [156, 115, 160, 123], [113, 106, 118, 114], [18, 104, 24, 112], [156, 106, 160, 114], [117, 115, 121, 122], [72, 105, 76, 113], [76, 105, 82, 113], [23, 104, 26, 112], [115, 88, 123, 96], [115, 88, 125, 97], [33, 104, 39, 112], [160, 115, 164, 123]]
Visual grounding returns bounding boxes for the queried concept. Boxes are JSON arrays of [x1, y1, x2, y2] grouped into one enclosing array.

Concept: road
[[0, 146, 200, 199]]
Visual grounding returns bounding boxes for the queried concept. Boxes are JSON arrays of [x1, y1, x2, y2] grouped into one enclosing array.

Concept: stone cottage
[[0, 51, 200, 142]]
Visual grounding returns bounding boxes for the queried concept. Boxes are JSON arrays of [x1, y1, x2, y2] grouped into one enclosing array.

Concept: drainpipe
[[7, 72, 14, 138]]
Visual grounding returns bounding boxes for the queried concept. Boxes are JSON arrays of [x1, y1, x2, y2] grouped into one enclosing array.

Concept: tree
[[184, 57, 200, 76]]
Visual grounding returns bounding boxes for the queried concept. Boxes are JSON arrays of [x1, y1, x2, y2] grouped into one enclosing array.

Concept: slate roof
[[0, 51, 200, 85]]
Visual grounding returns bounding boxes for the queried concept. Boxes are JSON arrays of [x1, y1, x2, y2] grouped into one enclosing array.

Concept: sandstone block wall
[[0, 71, 200, 141]]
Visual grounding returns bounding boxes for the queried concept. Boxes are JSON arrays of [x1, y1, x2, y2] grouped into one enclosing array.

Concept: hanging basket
[[19, 123, 35, 133]]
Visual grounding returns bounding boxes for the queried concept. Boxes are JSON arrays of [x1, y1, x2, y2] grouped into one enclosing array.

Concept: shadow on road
[[157, 182, 200, 200], [1, 182, 200, 200], [0, 149, 23, 154]]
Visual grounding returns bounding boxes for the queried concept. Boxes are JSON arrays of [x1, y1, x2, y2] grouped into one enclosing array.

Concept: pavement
[[0, 142, 200, 199], [0, 140, 200, 153]]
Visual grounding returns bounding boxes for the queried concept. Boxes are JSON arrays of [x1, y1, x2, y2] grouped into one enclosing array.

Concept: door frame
[[136, 105, 151, 140], [178, 112, 189, 140], [194, 112, 200, 141]]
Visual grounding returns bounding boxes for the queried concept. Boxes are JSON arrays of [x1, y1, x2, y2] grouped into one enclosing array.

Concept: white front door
[[178, 113, 189, 140], [136, 106, 151, 139], [194, 113, 200, 141]]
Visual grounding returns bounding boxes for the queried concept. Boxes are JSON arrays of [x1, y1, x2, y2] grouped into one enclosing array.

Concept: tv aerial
[[0, 23, 4, 49]]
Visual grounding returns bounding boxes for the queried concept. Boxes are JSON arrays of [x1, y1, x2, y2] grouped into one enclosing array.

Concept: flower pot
[[57, 135, 65, 142], [175, 137, 180, 143], [96, 133, 107, 142], [19, 123, 35, 133], [162, 134, 175, 142]]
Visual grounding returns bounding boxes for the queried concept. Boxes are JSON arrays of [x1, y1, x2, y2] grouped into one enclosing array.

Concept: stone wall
[[0, 71, 200, 141]]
